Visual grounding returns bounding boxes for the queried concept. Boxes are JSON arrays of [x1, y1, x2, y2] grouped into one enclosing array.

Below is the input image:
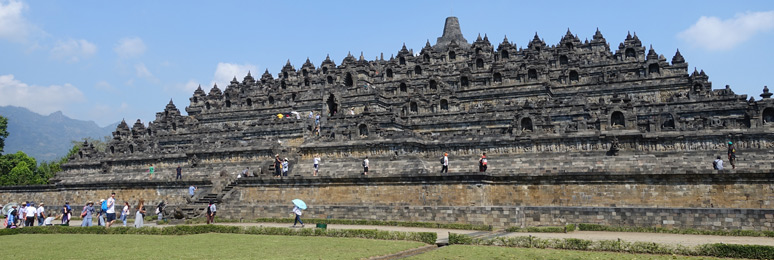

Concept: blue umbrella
[[292, 199, 307, 210]]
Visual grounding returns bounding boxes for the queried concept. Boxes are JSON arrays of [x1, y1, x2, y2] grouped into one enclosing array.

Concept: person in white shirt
[[43, 213, 56, 226], [25, 203, 37, 226], [36, 203, 46, 226], [121, 202, 130, 227], [713, 156, 724, 171], [362, 157, 369, 175], [441, 153, 449, 173], [313, 155, 321, 176], [106, 193, 117, 228], [292, 206, 304, 227]]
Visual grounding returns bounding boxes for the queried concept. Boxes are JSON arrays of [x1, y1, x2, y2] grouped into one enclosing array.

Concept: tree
[[0, 115, 8, 153]]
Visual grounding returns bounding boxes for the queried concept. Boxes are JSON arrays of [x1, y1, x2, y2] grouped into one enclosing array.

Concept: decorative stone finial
[[671, 49, 685, 64], [761, 86, 772, 99]]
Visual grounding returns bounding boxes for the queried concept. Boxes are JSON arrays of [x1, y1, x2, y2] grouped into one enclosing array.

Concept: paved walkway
[[60, 220, 774, 247]]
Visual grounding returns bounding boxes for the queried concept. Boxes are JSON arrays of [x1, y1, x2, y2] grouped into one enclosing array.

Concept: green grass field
[[408, 245, 734, 260], [0, 233, 425, 259]]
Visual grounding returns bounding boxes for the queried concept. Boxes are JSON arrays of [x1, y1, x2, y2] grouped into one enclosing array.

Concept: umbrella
[[292, 199, 307, 210], [2, 203, 18, 215]]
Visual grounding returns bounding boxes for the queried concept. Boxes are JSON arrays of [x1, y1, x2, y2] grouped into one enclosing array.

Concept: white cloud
[[114, 37, 146, 58], [0, 0, 33, 42], [0, 74, 85, 115], [212, 62, 257, 87], [50, 38, 97, 62], [678, 11, 774, 51], [135, 63, 153, 78]]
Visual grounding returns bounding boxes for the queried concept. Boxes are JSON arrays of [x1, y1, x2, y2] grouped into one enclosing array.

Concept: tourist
[[134, 199, 145, 228], [43, 212, 55, 226], [479, 153, 488, 172], [727, 142, 736, 169], [121, 202, 130, 227], [206, 200, 216, 224], [308, 111, 313, 119], [24, 202, 36, 227], [349, 107, 355, 115], [81, 201, 94, 227], [282, 158, 289, 176], [176, 165, 182, 180], [242, 167, 249, 177], [713, 156, 724, 171], [18, 203, 25, 227], [6, 205, 17, 228], [97, 199, 106, 226], [36, 203, 45, 226], [106, 192, 117, 228], [315, 113, 320, 126], [156, 202, 164, 221], [313, 155, 320, 176], [189, 185, 197, 198], [292, 205, 304, 228], [149, 164, 155, 180], [62, 202, 71, 225], [441, 153, 449, 174], [274, 154, 282, 178], [362, 156, 369, 175]]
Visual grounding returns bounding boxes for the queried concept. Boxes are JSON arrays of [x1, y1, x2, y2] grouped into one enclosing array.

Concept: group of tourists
[[713, 142, 738, 171], [274, 154, 290, 178], [3, 192, 160, 229], [79, 192, 122, 227], [4, 202, 51, 228]]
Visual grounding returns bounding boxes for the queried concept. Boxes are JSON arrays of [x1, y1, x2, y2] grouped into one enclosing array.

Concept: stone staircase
[[181, 178, 239, 219]]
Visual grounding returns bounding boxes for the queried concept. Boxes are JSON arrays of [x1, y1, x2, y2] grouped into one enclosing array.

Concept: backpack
[[712, 160, 718, 170], [362, 160, 366, 167], [81, 206, 88, 217], [440, 157, 444, 165], [155, 207, 160, 214], [206, 204, 212, 214], [101, 200, 108, 211]]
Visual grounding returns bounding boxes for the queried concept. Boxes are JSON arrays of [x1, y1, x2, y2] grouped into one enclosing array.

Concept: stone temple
[[6, 17, 774, 229]]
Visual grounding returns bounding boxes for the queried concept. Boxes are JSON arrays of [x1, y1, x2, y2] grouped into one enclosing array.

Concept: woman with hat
[[282, 158, 289, 176], [80, 201, 94, 227]]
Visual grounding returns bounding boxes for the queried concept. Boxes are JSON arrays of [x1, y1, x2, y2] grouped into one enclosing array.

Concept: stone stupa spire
[[434, 16, 470, 51]]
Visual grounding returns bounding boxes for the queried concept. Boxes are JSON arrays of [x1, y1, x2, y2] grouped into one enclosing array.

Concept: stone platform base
[[216, 204, 774, 230]]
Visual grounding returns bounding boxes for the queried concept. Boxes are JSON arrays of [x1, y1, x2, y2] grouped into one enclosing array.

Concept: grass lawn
[[408, 245, 734, 260], [0, 233, 425, 259]]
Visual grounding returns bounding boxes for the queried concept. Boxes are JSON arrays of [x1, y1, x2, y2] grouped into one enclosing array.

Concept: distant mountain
[[0, 106, 118, 162]]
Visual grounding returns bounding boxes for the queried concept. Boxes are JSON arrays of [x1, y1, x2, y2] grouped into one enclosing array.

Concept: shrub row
[[505, 224, 575, 233], [0, 225, 437, 244], [448, 233, 774, 259], [185, 217, 491, 231], [577, 223, 774, 238]]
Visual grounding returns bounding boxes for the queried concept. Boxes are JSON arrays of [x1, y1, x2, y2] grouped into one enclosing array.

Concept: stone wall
[[213, 204, 774, 231], [0, 181, 210, 216], [228, 172, 774, 209]]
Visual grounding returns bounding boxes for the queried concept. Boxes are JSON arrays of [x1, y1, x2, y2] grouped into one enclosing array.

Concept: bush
[[448, 233, 473, 245], [576, 223, 774, 238], [505, 226, 566, 233], [697, 243, 774, 259], [565, 223, 576, 232]]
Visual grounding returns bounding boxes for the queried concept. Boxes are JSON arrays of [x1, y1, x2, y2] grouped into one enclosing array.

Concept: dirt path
[[503, 231, 774, 247]]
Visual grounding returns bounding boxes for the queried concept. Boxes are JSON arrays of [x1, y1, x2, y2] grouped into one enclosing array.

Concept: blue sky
[[0, 0, 772, 126]]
